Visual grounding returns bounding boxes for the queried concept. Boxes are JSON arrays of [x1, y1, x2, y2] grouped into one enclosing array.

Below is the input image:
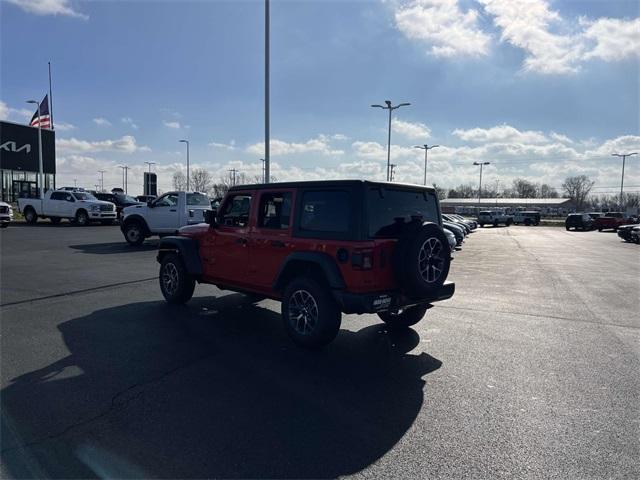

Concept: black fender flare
[[273, 252, 345, 292], [157, 236, 203, 276], [121, 214, 151, 236]]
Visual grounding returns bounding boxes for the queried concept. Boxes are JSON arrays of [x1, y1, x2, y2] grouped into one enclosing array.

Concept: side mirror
[[204, 209, 217, 227], [147, 200, 154, 207]]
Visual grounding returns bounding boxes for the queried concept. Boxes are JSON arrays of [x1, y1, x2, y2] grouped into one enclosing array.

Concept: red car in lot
[[594, 212, 631, 231]]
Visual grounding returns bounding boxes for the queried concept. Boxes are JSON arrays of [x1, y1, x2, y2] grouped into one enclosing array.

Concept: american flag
[[29, 95, 51, 129]]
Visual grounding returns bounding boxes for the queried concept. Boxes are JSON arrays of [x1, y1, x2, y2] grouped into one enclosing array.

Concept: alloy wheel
[[418, 237, 446, 283], [288, 289, 319, 335]]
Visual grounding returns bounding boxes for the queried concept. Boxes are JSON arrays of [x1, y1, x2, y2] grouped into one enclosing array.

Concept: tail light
[[352, 250, 373, 270]]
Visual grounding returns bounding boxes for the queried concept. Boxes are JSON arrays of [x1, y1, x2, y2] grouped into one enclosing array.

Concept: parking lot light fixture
[[473, 161, 491, 205], [371, 100, 411, 181], [612, 152, 637, 209], [414, 144, 439, 186], [179, 140, 190, 191]]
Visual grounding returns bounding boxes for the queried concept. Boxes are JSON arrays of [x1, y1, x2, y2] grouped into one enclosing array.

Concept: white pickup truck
[[477, 209, 513, 227], [17, 190, 117, 225], [120, 191, 211, 245]]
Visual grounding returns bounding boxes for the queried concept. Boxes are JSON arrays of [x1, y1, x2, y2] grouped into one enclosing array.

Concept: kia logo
[[0, 141, 31, 154]]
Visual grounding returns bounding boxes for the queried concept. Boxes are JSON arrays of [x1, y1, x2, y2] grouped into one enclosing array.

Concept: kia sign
[[0, 121, 56, 174]]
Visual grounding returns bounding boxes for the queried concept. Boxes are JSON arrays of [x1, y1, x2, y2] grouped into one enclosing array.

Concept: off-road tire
[[24, 207, 38, 224], [159, 253, 195, 304], [50, 217, 61, 224], [75, 209, 89, 226], [394, 222, 450, 297], [378, 304, 429, 330], [565, 225, 570, 231], [123, 220, 145, 246], [282, 277, 341, 348]]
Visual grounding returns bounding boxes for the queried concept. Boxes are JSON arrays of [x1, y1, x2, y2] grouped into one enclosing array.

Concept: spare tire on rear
[[393, 222, 450, 297]]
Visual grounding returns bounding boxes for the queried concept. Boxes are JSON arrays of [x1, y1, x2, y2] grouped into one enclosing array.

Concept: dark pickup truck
[[594, 212, 630, 231]]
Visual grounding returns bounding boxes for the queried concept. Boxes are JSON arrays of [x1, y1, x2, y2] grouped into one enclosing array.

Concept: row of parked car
[[565, 211, 640, 243]]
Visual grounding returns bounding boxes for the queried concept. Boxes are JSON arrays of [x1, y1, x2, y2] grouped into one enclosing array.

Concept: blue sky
[[1, 0, 639, 195]]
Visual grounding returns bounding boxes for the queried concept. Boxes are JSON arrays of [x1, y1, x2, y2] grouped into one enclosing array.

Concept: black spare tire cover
[[393, 222, 450, 297]]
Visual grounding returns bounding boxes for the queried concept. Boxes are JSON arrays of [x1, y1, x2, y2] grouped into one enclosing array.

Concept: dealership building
[[0, 120, 56, 203], [441, 197, 576, 215]]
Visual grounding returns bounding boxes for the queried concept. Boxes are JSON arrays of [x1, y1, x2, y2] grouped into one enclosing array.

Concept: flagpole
[[48, 61, 54, 130]]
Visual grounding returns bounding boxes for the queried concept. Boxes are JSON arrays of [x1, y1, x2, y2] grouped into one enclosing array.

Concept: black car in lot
[[617, 223, 640, 242], [565, 213, 594, 231], [94, 193, 142, 219]]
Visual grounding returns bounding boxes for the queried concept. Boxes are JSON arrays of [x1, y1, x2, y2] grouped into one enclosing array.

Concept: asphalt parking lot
[[1, 224, 638, 479]]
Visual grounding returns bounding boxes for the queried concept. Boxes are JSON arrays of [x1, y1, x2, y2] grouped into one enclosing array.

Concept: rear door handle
[[270, 240, 285, 247], [236, 238, 248, 245]]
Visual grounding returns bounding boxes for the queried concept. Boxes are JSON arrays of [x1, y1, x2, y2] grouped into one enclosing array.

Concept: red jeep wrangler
[[156, 181, 455, 347]]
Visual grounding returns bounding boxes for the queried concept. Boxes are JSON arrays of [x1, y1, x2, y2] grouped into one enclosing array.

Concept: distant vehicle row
[[17, 190, 117, 225], [566, 212, 638, 232]]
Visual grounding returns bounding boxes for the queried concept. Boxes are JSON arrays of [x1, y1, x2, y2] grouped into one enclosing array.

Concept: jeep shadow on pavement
[[0, 296, 442, 478], [156, 180, 455, 347]]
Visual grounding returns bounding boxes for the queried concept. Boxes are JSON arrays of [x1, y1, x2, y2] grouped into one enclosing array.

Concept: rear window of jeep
[[300, 191, 349, 232], [368, 188, 438, 238]]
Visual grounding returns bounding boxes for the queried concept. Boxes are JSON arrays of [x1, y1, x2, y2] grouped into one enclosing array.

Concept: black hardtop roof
[[228, 179, 436, 193]]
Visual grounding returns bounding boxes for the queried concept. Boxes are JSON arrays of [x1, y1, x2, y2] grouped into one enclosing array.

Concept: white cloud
[[246, 136, 344, 156], [332, 134, 349, 141], [163, 121, 181, 129], [479, 0, 640, 74], [392, 118, 431, 140], [395, 0, 491, 57], [453, 124, 548, 143], [54, 122, 75, 131], [121, 117, 138, 130], [209, 140, 236, 150], [93, 117, 112, 127], [550, 132, 573, 144], [57, 135, 151, 154], [0, 100, 33, 122], [581, 17, 640, 62], [5, 0, 88, 19]]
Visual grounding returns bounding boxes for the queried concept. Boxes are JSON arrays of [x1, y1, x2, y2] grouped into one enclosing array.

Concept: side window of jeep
[[220, 194, 252, 228], [258, 192, 292, 230], [299, 191, 349, 232]]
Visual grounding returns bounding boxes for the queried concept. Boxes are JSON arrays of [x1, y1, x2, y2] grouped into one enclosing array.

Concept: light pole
[[612, 152, 637, 209], [144, 161, 155, 195], [264, 0, 270, 183], [26, 100, 44, 198], [389, 164, 397, 182], [98, 170, 105, 192], [414, 144, 439, 186], [473, 161, 490, 206], [260, 158, 266, 183], [118, 165, 129, 193], [179, 140, 190, 190], [371, 100, 410, 181]]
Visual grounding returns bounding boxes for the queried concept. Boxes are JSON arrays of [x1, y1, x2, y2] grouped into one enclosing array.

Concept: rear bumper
[[333, 281, 455, 315]]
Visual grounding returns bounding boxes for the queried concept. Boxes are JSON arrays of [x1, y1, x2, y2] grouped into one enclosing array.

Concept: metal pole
[[48, 62, 54, 130], [386, 108, 392, 181], [186, 142, 190, 191], [613, 153, 637, 210], [264, 0, 270, 183], [98, 170, 105, 192], [37, 105, 44, 197], [478, 164, 483, 205], [423, 148, 428, 186]]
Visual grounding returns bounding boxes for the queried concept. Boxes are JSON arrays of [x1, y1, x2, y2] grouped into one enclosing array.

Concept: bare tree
[[448, 184, 475, 198], [191, 168, 213, 193], [562, 175, 595, 210], [431, 183, 447, 200], [172, 171, 187, 191], [538, 183, 559, 198], [512, 178, 538, 198]]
